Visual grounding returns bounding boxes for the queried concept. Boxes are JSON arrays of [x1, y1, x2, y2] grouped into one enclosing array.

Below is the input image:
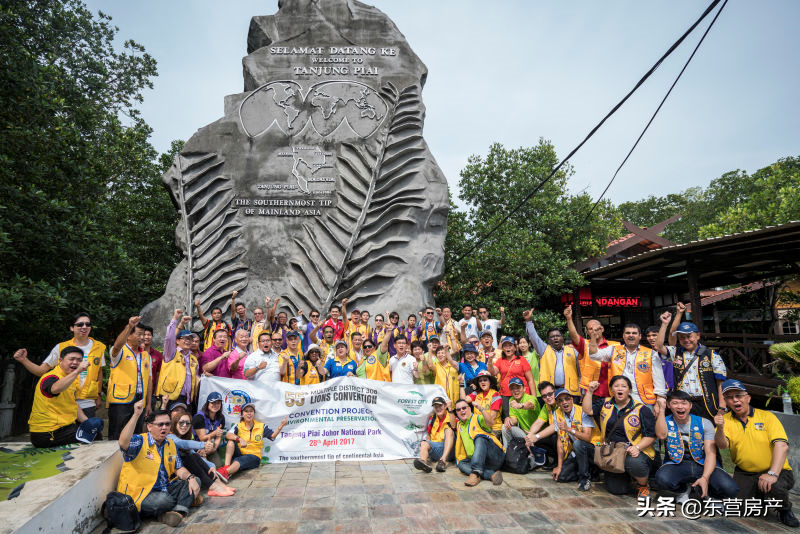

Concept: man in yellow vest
[[108, 316, 152, 440], [117, 400, 200, 527], [587, 323, 668, 412], [551, 388, 596, 491], [14, 311, 106, 418], [27, 345, 104, 447], [158, 308, 199, 412], [454, 398, 505, 486], [524, 309, 580, 396]]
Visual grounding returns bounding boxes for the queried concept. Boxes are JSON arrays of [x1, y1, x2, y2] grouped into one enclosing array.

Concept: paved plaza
[[129, 460, 798, 534]]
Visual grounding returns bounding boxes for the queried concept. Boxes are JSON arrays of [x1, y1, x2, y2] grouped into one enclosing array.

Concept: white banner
[[198, 376, 446, 463]]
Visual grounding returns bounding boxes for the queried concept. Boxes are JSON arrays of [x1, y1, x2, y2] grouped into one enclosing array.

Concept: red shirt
[[323, 318, 345, 341], [494, 357, 532, 396], [148, 347, 163, 390], [574, 336, 612, 398]]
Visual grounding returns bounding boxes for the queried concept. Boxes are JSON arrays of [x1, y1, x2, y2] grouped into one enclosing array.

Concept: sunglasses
[[150, 422, 171, 427], [271, 338, 282, 342], [74, 322, 92, 327], [177, 420, 191, 426], [363, 345, 374, 349], [542, 392, 555, 398], [455, 406, 469, 412], [310, 314, 319, 318]]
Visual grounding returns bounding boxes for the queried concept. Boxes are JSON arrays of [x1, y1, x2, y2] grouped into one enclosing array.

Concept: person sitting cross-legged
[[217, 403, 287, 481], [414, 396, 455, 473], [654, 389, 738, 503], [116, 401, 200, 527], [454, 398, 506, 487]]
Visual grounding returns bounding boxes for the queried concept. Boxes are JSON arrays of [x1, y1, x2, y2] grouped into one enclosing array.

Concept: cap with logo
[[462, 343, 478, 353], [206, 391, 223, 403], [508, 377, 525, 387], [676, 322, 699, 334], [721, 379, 748, 394], [431, 396, 446, 406], [553, 388, 571, 399], [500, 336, 515, 346]]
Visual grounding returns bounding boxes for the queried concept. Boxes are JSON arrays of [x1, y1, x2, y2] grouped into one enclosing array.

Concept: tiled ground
[[136, 460, 798, 534]]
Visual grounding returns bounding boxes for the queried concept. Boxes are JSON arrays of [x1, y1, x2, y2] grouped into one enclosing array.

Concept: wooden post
[[573, 288, 583, 332], [713, 304, 721, 333], [687, 264, 703, 333]]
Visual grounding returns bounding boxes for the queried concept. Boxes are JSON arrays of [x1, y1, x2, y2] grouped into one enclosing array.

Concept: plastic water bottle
[[783, 392, 793, 414]]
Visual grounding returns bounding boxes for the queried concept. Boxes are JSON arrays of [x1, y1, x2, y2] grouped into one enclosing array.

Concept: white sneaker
[[675, 488, 692, 504]]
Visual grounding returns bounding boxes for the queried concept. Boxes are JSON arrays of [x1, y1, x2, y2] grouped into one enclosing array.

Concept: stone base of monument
[[0, 441, 120, 534], [775, 411, 800, 495]]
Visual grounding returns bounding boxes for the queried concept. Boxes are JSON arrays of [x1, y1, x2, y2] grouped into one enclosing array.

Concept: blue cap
[[177, 329, 193, 339], [206, 392, 223, 403], [508, 377, 525, 387], [676, 322, 699, 334], [721, 379, 748, 394], [530, 446, 547, 466], [500, 336, 515, 346], [462, 343, 478, 353], [286, 330, 299, 338], [75, 418, 104, 444], [168, 401, 187, 412], [553, 388, 571, 399]]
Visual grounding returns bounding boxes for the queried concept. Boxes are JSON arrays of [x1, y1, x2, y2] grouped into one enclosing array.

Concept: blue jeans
[[232, 444, 261, 471], [557, 440, 594, 483], [457, 435, 504, 480], [655, 458, 739, 498], [140, 479, 192, 518], [425, 440, 445, 461]]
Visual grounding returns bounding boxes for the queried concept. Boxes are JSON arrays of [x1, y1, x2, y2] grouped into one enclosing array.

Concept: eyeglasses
[[177, 421, 191, 426], [74, 322, 92, 327], [310, 314, 319, 318], [542, 392, 555, 398], [271, 338, 282, 342], [150, 422, 171, 427], [455, 406, 469, 412], [425, 312, 434, 315]]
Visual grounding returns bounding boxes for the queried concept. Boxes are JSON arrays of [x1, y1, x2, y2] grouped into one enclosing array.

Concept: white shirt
[[389, 353, 416, 384], [44, 339, 104, 409], [459, 317, 479, 340], [243, 349, 281, 384], [591, 344, 668, 404], [481, 319, 501, 348]]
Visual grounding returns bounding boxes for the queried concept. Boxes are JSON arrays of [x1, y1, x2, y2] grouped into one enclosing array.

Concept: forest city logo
[[223, 389, 252, 417], [397, 390, 426, 416]]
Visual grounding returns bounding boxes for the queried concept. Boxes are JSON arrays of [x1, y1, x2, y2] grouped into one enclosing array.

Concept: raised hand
[[128, 316, 141, 328], [676, 302, 686, 313], [265, 296, 271, 304], [522, 309, 533, 321], [341, 297, 348, 305], [588, 381, 600, 393], [133, 399, 145, 415], [499, 307, 505, 314], [194, 298, 202, 307], [181, 315, 192, 324], [660, 311, 672, 324], [13, 349, 28, 362], [563, 306, 572, 319], [173, 308, 183, 321], [232, 290, 238, 298]]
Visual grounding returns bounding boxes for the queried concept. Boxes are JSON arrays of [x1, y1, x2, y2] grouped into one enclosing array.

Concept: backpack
[[501, 437, 530, 474], [101, 491, 140, 533]]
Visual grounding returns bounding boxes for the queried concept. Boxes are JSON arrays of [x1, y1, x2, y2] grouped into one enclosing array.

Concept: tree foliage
[[0, 0, 179, 429], [437, 141, 621, 335]]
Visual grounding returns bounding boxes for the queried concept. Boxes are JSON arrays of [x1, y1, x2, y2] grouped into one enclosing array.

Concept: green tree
[[437, 141, 621, 335], [699, 157, 800, 238], [0, 0, 177, 431]]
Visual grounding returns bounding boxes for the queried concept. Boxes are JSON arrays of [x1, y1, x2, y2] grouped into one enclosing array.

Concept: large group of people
[[13, 296, 797, 528]]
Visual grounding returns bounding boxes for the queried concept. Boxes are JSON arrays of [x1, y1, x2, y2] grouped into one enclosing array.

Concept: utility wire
[[581, 0, 728, 225], [450, 0, 722, 268]]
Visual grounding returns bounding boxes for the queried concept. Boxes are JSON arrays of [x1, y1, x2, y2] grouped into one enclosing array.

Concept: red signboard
[[561, 291, 642, 309]]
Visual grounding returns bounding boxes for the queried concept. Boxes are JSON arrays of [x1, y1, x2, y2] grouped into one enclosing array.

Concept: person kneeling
[[583, 376, 657, 497], [117, 401, 201, 527], [454, 399, 505, 486], [415, 396, 455, 473], [27, 346, 104, 447], [654, 389, 738, 502], [217, 403, 287, 481], [551, 388, 596, 491]]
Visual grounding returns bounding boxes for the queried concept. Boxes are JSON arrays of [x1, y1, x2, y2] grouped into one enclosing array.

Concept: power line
[[581, 0, 729, 225], [450, 0, 722, 268]]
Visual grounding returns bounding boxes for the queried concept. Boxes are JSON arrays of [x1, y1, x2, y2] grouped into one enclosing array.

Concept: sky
[[84, 0, 799, 206]]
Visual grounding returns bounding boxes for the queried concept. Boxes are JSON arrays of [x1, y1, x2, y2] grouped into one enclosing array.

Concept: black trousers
[[30, 423, 78, 448], [179, 451, 215, 489], [734, 468, 795, 511], [108, 396, 145, 440]]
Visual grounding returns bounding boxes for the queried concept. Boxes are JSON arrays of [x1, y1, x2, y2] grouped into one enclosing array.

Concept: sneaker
[[208, 488, 235, 497], [465, 473, 481, 487], [215, 465, 230, 483], [637, 485, 650, 498], [413, 458, 432, 473], [578, 479, 591, 492], [779, 510, 800, 528], [675, 488, 691, 505], [435, 460, 447, 472], [491, 471, 503, 486], [159, 511, 183, 527]]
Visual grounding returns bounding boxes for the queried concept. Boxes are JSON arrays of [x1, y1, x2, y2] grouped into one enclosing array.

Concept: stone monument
[[141, 0, 448, 335]]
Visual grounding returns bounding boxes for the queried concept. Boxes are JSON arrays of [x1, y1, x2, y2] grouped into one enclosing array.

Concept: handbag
[[593, 406, 642, 474]]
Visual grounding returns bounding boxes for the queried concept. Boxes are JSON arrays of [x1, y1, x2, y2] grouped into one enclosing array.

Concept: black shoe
[[780, 510, 800, 528], [578, 479, 591, 492], [413, 458, 432, 473], [435, 460, 447, 472]]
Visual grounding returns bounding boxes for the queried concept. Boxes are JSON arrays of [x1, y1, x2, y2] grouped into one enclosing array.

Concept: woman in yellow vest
[[355, 339, 390, 381], [582, 375, 657, 498], [463, 370, 503, 436], [298, 344, 327, 385], [217, 403, 287, 481], [454, 398, 506, 486], [421, 343, 460, 402], [27, 346, 104, 447], [117, 400, 199, 526], [108, 316, 152, 440]]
